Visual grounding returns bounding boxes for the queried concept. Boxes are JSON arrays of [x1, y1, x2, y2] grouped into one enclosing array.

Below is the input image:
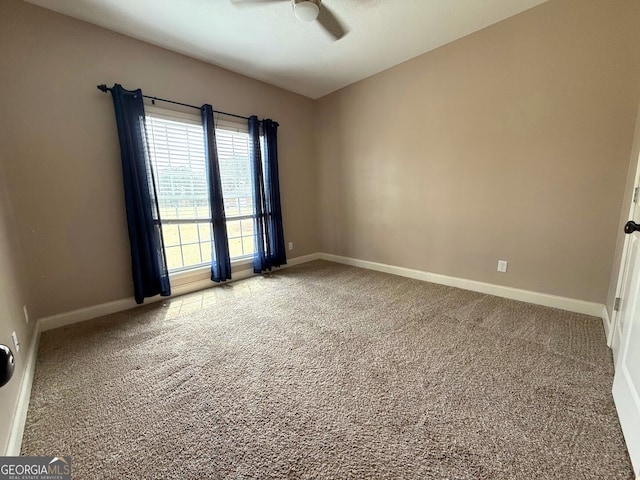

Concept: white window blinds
[[144, 108, 256, 271]]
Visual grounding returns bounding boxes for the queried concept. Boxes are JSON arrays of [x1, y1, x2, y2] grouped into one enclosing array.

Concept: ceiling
[[23, 0, 550, 99]]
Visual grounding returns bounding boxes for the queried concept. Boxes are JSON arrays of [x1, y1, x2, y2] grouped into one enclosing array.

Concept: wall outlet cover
[[497, 260, 508, 273]]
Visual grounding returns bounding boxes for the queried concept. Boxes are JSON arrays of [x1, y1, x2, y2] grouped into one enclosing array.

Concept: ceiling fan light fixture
[[294, 1, 319, 22]]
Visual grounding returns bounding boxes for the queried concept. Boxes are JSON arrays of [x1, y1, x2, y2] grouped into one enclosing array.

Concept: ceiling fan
[[231, 0, 348, 40]]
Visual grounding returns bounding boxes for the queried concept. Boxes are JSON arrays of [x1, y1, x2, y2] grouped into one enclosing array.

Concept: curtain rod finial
[[97, 84, 109, 93]]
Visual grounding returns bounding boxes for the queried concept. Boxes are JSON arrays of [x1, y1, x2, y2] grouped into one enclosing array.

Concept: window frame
[[144, 105, 255, 281], [213, 118, 256, 261]]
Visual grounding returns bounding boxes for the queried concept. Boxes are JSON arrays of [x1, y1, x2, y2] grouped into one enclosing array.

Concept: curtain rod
[[97, 84, 251, 121]]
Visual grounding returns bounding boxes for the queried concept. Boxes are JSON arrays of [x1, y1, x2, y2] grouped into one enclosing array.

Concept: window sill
[[169, 257, 254, 288]]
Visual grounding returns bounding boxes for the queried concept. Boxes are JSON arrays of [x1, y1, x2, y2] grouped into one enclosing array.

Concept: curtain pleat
[[263, 119, 287, 266], [249, 116, 287, 273], [202, 104, 232, 282], [110, 84, 171, 303]]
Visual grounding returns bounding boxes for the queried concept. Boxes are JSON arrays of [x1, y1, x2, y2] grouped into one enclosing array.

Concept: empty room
[[1, 0, 640, 478]]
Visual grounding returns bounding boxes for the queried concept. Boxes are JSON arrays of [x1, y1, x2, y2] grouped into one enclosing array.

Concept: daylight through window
[[145, 107, 255, 272]]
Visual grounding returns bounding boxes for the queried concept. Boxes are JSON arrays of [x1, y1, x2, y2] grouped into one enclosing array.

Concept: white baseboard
[[38, 253, 322, 332], [38, 297, 139, 332], [285, 252, 321, 266], [318, 253, 605, 318], [5, 322, 40, 456], [39, 251, 606, 332]]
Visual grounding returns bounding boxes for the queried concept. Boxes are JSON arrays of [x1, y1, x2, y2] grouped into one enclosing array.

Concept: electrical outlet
[[497, 260, 508, 273], [288, 242, 294, 251], [23, 305, 29, 324], [11, 331, 20, 352]]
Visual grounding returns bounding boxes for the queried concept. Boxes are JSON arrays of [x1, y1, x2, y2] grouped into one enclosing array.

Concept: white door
[[612, 196, 639, 362], [612, 233, 633, 361], [613, 217, 640, 478], [610, 107, 640, 355]]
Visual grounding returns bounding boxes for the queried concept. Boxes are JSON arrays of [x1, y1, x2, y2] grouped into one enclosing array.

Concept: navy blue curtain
[[110, 84, 170, 304], [202, 105, 232, 282], [249, 116, 287, 273]]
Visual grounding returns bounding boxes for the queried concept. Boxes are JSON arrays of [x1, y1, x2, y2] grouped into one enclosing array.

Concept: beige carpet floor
[[22, 260, 632, 479]]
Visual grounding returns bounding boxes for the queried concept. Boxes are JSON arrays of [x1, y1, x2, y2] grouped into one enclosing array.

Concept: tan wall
[[316, 0, 640, 303], [0, 160, 36, 454], [0, 0, 319, 319]]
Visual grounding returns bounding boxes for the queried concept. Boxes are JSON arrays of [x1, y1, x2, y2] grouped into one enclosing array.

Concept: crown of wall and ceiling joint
[[22, 0, 551, 98]]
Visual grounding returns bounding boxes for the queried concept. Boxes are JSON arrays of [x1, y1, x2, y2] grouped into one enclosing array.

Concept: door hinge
[[634, 187, 639, 204], [614, 297, 622, 312]]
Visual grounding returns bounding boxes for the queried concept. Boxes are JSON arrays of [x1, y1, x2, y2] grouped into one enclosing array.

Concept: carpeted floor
[[22, 260, 632, 479]]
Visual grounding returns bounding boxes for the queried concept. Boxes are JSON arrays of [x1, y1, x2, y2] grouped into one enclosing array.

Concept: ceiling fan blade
[[317, 3, 348, 40]]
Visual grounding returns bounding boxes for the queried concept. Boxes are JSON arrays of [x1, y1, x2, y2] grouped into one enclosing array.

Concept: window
[[145, 107, 254, 273], [215, 120, 255, 261]]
